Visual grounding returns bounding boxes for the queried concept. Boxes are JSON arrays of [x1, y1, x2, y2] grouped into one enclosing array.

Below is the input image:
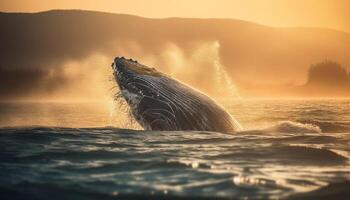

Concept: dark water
[[1, 99, 350, 199]]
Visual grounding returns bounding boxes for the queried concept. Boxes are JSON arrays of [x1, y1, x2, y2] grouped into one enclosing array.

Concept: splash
[[265, 121, 322, 133], [241, 121, 322, 134], [164, 41, 238, 98], [136, 41, 240, 99], [212, 41, 240, 99], [24, 41, 241, 128], [22, 40, 240, 103]]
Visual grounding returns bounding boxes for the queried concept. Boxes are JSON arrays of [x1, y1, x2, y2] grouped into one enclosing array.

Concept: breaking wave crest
[[240, 121, 322, 134], [263, 121, 322, 133]]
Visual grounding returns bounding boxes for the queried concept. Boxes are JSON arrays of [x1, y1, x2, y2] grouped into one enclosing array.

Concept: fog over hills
[[1, 10, 350, 99]]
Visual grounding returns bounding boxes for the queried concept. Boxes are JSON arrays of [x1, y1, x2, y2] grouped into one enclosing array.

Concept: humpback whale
[[111, 57, 242, 133]]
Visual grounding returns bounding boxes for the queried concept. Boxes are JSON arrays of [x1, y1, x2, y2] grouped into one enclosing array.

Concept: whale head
[[111, 56, 241, 132], [111, 57, 163, 108], [111, 57, 169, 129]]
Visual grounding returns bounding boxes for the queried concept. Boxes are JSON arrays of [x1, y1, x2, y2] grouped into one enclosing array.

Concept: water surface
[[1, 99, 350, 199]]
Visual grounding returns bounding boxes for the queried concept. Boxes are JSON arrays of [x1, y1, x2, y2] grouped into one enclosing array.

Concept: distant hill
[[1, 10, 350, 99]]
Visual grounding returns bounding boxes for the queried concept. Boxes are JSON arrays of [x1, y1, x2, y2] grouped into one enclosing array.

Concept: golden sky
[[1, 0, 350, 32]]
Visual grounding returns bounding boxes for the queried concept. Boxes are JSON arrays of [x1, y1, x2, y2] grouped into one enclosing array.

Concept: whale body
[[111, 57, 241, 133]]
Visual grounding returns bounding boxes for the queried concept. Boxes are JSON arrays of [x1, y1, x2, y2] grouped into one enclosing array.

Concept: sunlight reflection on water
[[1, 99, 350, 199]]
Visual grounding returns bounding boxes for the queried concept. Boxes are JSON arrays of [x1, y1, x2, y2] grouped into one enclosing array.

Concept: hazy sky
[[1, 0, 350, 32]]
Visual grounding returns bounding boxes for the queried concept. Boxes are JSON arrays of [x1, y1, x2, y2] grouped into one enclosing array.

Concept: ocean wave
[[299, 119, 350, 133], [263, 121, 322, 133], [1, 127, 350, 199], [208, 145, 348, 166], [239, 121, 322, 134]]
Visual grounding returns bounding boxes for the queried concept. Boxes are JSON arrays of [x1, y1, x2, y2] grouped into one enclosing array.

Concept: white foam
[[263, 121, 322, 133], [238, 121, 322, 135]]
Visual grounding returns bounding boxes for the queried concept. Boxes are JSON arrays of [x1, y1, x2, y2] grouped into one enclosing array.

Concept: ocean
[[0, 99, 350, 199]]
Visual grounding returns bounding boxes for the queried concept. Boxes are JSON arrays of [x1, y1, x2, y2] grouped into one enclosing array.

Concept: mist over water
[[129, 40, 239, 98], [7, 40, 240, 101]]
